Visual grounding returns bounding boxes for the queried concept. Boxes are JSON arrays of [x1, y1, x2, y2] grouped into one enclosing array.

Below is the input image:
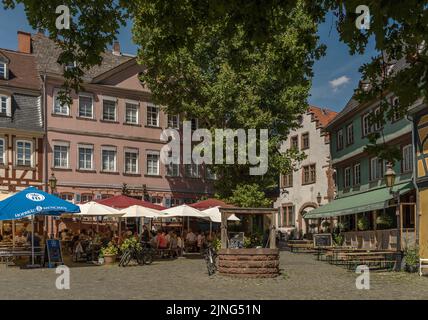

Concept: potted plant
[[404, 246, 419, 273], [376, 214, 393, 229], [357, 216, 369, 231], [100, 242, 118, 265]]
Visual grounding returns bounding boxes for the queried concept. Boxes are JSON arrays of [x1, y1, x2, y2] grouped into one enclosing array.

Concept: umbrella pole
[[31, 215, 35, 266], [12, 220, 15, 249]]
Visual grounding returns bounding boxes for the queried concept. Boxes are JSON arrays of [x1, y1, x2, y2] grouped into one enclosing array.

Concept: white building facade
[[274, 106, 337, 236]]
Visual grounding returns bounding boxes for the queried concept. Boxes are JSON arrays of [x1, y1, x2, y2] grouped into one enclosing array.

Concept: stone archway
[[299, 202, 319, 235]]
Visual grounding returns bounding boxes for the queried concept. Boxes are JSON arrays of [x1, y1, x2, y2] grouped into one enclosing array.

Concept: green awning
[[304, 182, 414, 219]]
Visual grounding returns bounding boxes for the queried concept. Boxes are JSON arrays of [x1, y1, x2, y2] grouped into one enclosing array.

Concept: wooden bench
[[420, 259, 428, 276]]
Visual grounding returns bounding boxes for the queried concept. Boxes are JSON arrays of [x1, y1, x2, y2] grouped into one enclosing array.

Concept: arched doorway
[[299, 202, 318, 235]]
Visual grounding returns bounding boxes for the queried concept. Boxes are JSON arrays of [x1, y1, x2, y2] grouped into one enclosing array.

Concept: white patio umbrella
[[76, 201, 122, 217], [160, 204, 208, 219], [119, 205, 161, 218], [228, 214, 240, 221], [160, 204, 210, 234], [202, 206, 241, 222]]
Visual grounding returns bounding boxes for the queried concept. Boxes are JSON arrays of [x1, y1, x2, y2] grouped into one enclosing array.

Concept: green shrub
[[119, 237, 142, 252], [100, 242, 118, 257], [357, 216, 369, 231], [404, 246, 419, 267]]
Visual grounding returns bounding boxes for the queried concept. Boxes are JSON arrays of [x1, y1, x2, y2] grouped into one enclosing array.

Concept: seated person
[[185, 229, 196, 245], [157, 231, 168, 249]]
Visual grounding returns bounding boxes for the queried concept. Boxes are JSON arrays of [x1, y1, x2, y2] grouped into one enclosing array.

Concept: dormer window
[[0, 94, 11, 116], [0, 63, 6, 79]]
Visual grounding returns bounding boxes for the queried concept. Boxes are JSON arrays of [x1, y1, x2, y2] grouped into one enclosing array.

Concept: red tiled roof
[[96, 195, 165, 210], [308, 105, 338, 128], [0, 49, 40, 90], [190, 198, 234, 210]]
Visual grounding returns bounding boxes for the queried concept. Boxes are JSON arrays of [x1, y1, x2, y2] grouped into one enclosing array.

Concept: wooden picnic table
[[335, 250, 396, 270]]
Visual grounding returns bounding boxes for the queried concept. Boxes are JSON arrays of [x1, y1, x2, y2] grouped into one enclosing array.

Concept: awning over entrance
[[304, 182, 414, 219]]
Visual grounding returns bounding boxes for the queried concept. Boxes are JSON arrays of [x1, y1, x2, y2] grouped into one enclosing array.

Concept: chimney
[[112, 41, 121, 56], [17, 31, 32, 54]]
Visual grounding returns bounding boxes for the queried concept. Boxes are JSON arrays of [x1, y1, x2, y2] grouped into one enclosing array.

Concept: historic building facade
[[0, 32, 44, 193], [410, 100, 428, 258], [23, 32, 214, 206], [306, 79, 417, 250], [274, 106, 337, 235]]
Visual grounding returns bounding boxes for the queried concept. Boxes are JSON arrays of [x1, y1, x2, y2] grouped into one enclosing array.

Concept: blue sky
[[0, 5, 377, 113]]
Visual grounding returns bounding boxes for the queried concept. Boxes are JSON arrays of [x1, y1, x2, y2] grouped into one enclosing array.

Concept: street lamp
[[385, 163, 396, 190], [384, 162, 401, 271], [316, 192, 322, 206]]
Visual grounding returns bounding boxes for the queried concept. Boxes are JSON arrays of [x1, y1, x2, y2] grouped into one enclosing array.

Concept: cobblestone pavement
[[1, 250, 428, 300]]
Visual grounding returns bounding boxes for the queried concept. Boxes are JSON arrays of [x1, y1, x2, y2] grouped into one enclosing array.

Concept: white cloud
[[329, 75, 350, 91]]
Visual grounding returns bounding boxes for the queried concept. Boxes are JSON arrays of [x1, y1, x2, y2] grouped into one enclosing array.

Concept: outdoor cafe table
[[0, 246, 44, 267], [335, 251, 396, 269]]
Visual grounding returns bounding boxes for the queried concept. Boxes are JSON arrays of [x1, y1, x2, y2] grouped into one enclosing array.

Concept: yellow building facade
[[413, 107, 428, 258]]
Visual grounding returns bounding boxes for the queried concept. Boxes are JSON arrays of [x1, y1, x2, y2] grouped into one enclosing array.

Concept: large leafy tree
[[3, 0, 325, 198]]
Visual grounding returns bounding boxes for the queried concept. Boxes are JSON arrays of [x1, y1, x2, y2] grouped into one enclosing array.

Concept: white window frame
[[362, 113, 372, 137], [0, 94, 12, 116], [166, 163, 180, 177], [77, 144, 94, 170], [125, 100, 139, 124], [146, 105, 159, 127], [101, 146, 117, 172], [167, 114, 180, 129], [78, 93, 94, 119], [124, 148, 139, 174], [370, 157, 385, 181], [374, 107, 383, 131], [344, 167, 351, 188], [0, 63, 7, 79], [53, 141, 70, 169], [402, 144, 413, 173], [146, 150, 160, 175], [0, 137, 6, 165], [353, 163, 361, 186], [15, 139, 33, 167], [52, 88, 70, 116], [185, 163, 200, 178], [102, 96, 117, 122]]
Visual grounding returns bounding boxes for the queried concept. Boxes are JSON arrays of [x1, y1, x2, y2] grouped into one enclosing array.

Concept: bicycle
[[204, 244, 217, 276], [119, 243, 154, 267]]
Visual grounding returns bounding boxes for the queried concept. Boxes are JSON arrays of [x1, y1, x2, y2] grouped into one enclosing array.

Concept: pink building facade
[[29, 33, 214, 205]]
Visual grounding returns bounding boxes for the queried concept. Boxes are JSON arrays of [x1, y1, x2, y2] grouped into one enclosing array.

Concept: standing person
[[177, 234, 184, 256], [185, 229, 196, 251], [141, 225, 150, 245], [197, 231, 205, 253]]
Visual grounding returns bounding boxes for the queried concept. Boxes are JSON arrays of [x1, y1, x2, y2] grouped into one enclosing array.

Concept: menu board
[[313, 233, 333, 248], [45, 239, 63, 267]]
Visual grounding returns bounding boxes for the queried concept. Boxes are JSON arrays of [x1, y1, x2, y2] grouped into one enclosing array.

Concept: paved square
[[1, 251, 428, 299]]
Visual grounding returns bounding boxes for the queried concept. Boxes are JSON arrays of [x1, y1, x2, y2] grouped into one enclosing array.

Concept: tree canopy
[[4, 0, 425, 194]]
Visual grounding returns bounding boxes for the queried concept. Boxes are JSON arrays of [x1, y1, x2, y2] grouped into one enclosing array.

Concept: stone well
[[218, 248, 280, 278]]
